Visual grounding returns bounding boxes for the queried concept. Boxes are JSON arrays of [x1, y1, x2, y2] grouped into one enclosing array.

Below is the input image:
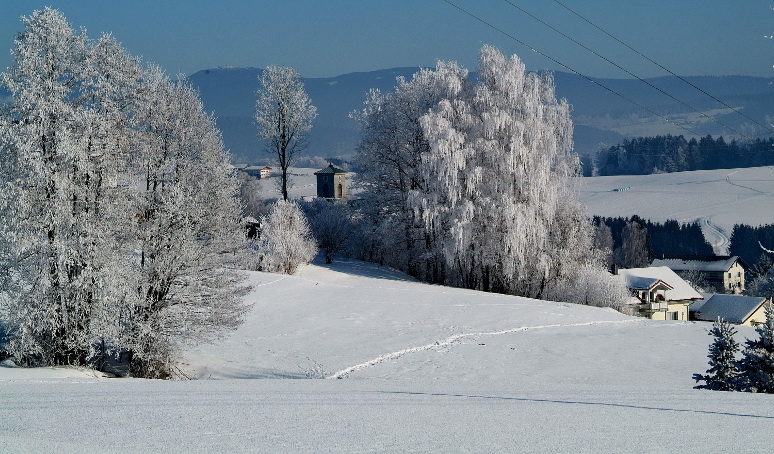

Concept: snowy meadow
[[3, 258, 774, 453], [3, 9, 774, 453]]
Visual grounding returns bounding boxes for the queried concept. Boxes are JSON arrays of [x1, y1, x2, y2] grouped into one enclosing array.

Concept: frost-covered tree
[[122, 67, 250, 378], [0, 9, 251, 377], [592, 222, 614, 268], [255, 66, 317, 200], [412, 46, 591, 297], [354, 45, 599, 299], [693, 318, 740, 391], [237, 172, 267, 220], [619, 219, 650, 268], [257, 200, 317, 274], [736, 303, 774, 393], [351, 67, 452, 277], [0, 9, 139, 366], [303, 199, 353, 264]]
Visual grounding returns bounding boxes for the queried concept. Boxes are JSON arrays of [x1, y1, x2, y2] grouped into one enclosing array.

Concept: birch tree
[[350, 65, 461, 279], [255, 66, 317, 200], [355, 45, 600, 299], [414, 45, 591, 297]]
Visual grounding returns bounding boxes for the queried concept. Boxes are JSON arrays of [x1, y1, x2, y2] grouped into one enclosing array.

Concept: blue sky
[[1, 0, 772, 79]]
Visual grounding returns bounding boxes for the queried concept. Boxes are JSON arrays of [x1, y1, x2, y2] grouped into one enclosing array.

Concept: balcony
[[642, 301, 668, 311]]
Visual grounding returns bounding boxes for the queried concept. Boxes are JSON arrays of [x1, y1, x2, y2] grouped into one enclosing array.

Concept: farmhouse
[[651, 256, 746, 294], [617, 266, 703, 320], [314, 164, 347, 199], [690, 294, 770, 326]]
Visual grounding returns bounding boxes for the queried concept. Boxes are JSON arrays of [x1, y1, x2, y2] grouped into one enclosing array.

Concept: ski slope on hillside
[[3, 258, 773, 452], [580, 167, 774, 254]]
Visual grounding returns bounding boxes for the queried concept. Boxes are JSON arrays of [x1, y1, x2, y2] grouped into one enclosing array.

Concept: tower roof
[[314, 163, 347, 175]]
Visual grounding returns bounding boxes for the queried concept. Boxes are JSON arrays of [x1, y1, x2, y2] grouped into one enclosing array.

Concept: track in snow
[[702, 218, 730, 255], [327, 319, 644, 379]]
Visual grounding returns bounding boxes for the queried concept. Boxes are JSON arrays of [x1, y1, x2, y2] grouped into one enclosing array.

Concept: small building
[[691, 294, 770, 326], [314, 164, 347, 199], [651, 256, 747, 294], [242, 165, 272, 179], [618, 266, 703, 320]]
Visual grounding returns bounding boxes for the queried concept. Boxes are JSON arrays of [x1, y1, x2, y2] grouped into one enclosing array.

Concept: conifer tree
[[736, 303, 774, 393], [693, 317, 740, 391]]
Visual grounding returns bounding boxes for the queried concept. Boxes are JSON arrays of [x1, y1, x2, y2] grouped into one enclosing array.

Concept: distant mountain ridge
[[187, 67, 774, 163], [3, 67, 772, 163]]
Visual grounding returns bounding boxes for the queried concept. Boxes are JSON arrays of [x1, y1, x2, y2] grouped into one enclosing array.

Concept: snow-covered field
[[264, 166, 774, 254], [257, 167, 357, 201], [3, 257, 774, 453], [580, 166, 774, 254]]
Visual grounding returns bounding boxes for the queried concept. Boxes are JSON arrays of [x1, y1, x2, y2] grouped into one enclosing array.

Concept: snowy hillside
[[3, 257, 773, 452], [580, 166, 774, 254]]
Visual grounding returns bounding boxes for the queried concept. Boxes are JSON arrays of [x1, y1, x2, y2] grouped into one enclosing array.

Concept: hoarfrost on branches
[[354, 45, 607, 300], [256, 200, 317, 274], [0, 8, 251, 378], [255, 66, 317, 201]]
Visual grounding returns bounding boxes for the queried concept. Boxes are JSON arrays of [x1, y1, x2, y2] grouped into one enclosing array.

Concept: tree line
[[589, 135, 774, 176], [729, 224, 774, 274], [593, 216, 713, 268]]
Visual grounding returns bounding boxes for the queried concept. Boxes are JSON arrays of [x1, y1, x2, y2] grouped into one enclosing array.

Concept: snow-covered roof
[[651, 256, 742, 273], [618, 266, 703, 302], [315, 164, 347, 174], [692, 294, 769, 324], [624, 276, 672, 292]]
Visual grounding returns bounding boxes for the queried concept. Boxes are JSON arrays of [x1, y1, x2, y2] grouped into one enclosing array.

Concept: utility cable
[[442, 0, 774, 171], [441, 0, 702, 137], [551, 0, 774, 135], [502, 0, 757, 142]]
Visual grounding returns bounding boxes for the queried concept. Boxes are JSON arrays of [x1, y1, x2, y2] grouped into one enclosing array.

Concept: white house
[[617, 266, 703, 320], [651, 256, 746, 294]]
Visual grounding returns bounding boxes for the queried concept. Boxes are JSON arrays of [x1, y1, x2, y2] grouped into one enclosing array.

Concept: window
[[668, 311, 679, 320]]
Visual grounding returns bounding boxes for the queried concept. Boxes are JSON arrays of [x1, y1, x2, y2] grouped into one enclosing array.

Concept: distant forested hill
[[187, 68, 774, 164], [4, 67, 769, 164]]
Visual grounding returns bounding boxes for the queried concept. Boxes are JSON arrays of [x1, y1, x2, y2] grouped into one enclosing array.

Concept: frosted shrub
[[257, 200, 317, 274], [545, 264, 630, 309]]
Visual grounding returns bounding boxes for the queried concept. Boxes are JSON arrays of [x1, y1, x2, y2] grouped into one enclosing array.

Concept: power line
[[502, 0, 759, 142], [441, 0, 774, 171], [551, 0, 774, 135], [441, 0, 702, 137]]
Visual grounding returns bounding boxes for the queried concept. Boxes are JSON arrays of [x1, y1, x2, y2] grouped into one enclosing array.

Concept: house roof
[[315, 164, 347, 175], [692, 294, 769, 324], [618, 266, 704, 302], [651, 256, 744, 272], [624, 276, 672, 292]]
